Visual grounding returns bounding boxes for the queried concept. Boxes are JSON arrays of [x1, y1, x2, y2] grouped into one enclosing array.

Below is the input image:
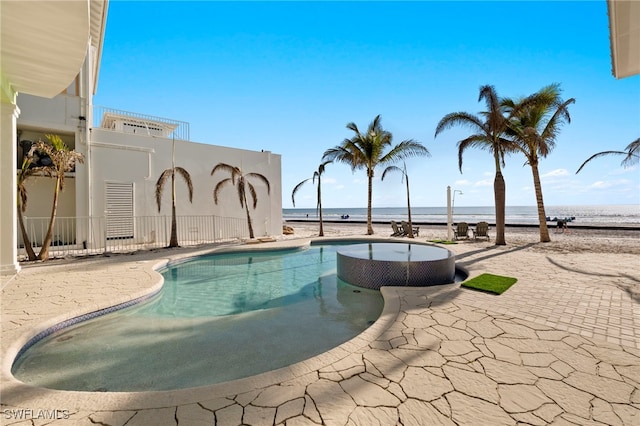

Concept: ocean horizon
[[283, 205, 640, 227]]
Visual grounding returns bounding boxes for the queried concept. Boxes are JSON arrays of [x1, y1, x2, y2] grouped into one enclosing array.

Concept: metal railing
[[17, 215, 250, 260], [93, 106, 190, 141]]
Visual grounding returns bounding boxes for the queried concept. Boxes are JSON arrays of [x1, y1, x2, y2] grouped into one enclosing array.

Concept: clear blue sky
[[94, 1, 640, 209]]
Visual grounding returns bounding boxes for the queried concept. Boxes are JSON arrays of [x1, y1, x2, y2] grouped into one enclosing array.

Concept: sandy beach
[[282, 220, 640, 255]]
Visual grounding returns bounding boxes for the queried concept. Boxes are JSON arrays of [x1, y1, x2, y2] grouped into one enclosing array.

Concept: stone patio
[[1, 238, 639, 425]]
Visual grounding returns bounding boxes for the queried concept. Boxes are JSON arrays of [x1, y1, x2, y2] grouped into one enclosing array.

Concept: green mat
[[461, 273, 517, 295], [428, 239, 458, 245]]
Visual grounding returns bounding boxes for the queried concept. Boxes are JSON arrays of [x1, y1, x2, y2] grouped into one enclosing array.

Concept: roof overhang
[[1, 0, 91, 98], [607, 0, 640, 79]]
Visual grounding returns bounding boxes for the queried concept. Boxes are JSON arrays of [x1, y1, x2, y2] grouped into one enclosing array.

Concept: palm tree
[[212, 163, 271, 239], [381, 161, 429, 238], [33, 135, 84, 261], [504, 83, 575, 243], [16, 142, 52, 260], [155, 138, 193, 248], [323, 115, 429, 235], [576, 138, 640, 173], [435, 85, 527, 245], [292, 160, 332, 236]]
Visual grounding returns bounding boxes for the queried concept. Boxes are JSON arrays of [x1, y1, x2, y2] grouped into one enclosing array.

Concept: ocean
[[283, 205, 640, 227]]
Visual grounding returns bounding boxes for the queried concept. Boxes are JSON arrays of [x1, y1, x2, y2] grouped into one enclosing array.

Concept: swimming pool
[[11, 243, 384, 391]]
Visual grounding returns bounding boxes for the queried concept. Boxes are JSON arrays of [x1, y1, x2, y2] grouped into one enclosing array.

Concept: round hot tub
[[337, 242, 455, 289]]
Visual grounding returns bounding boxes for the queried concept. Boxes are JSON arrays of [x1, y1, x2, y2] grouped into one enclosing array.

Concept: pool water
[[11, 244, 383, 391]]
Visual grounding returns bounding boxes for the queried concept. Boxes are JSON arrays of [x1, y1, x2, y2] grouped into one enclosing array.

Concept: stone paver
[[1, 238, 639, 425]]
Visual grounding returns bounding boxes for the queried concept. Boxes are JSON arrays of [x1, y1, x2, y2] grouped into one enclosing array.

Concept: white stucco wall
[[90, 128, 282, 238]]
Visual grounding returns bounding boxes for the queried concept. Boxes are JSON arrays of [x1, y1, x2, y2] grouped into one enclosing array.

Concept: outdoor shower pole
[[447, 186, 452, 241]]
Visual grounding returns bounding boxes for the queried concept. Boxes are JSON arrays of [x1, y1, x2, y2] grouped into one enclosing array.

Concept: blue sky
[[94, 1, 640, 209]]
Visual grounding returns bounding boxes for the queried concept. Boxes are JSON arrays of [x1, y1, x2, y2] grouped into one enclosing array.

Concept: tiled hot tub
[[337, 242, 455, 289]]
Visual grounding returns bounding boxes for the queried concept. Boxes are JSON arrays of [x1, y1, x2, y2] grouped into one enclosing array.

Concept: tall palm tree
[[576, 138, 640, 173], [33, 135, 84, 260], [435, 85, 526, 245], [323, 115, 429, 235], [156, 138, 194, 248], [292, 160, 332, 236], [17, 142, 52, 260], [212, 163, 271, 239], [504, 83, 575, 243], [381, 161, 429, 238]]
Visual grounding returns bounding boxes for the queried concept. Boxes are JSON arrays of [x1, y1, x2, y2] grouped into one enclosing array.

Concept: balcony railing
[[93, 106, 190, 141], [17, 215, 250, 260]]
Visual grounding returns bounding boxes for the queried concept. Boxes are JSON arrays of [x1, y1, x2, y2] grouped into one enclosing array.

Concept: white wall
[[90, 128, 282, 237]]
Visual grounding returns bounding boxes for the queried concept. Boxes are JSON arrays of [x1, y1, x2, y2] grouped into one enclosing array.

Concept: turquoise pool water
[[11, 243, 383, 391]]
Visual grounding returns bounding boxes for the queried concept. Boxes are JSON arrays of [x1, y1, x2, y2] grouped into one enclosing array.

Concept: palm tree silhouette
[[576, 138, 640, 173], [212, 163, 271, 239], [155, 138, 193, 248], [435, 85, 537, 245], [504, 83, 575, 243], [323, 115, 429, 235], [381, 161, 428, 238], [292, 161, 332, 237]]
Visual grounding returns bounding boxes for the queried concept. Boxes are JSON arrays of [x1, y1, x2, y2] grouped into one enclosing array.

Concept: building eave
[[608, 0, 640, 79], [0, 0, 91, 98]]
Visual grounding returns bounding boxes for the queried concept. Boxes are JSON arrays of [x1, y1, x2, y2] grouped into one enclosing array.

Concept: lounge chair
[[453, 222, 469, 240], [390, 221, 405, 237], [401, 221, 419, 237], [472, 221, 490, 241]]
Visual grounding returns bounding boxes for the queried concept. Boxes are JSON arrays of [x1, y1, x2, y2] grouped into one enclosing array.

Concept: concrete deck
[[1, 238, 639, 425]]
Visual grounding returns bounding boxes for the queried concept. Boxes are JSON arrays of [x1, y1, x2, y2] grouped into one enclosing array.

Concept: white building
[[1, 0, 282, 275]]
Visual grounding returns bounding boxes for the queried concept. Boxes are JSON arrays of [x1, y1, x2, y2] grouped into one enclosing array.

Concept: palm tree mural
[[435, 85, 533, 245], [155, 138, 193, 248], [212, 163, 271, 239], [381, 161, 428, 238], [576, 138, 640, 173], [292, 160, 332, 237], [323, 115, 429, 235], [17, 141, 51, 260], [504, 83, 575, 243], [30, 135, 84, 260]]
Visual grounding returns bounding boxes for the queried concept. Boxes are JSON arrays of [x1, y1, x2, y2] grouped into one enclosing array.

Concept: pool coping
[[1, 237, 443, 410]]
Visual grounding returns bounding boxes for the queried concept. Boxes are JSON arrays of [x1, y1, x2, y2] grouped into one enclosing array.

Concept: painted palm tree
[[576, 138, 640, 173], [504, 83, 575, 243], [155, 138, 194, 248], [292, 160, 332, 236], [32, 135, 84, 260], [323, 115, 429, 235], [17, 142, 53, 260], [435, 85, 527, 245], [381, 161, 429, 238], [212, 163, 271, 239]]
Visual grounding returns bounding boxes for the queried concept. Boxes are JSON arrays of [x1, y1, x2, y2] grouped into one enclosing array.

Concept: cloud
[[541, 169, 569, 179], [483, 171, 493, 177], [454, 179, 472, 186], [587, 179, 631, 190], [474, 179, 493, 187], [323, 177, 337, 184]]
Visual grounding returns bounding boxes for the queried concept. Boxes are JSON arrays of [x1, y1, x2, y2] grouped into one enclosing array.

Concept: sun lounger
[[390, 221, 405, 236], [472, 221, 490, 241], [453, 222, 469, 240], [401, 221, 419, 237]]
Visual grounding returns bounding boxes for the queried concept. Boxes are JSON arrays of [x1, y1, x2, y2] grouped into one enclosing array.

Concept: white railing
[[93, 106, 190, 141], [17, 215, 250, 260]]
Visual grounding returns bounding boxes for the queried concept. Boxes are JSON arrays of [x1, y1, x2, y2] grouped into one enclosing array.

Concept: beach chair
[[453, 222, 469, 240], [390, 221, 405, 236], [472, 221, 490, 241], [401, 221, 419, 237]]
